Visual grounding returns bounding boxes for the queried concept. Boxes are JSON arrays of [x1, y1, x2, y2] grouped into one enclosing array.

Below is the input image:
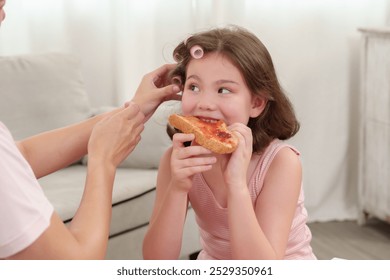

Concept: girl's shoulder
[[250, 140, 301, 187], [263, 141, 302, 185], [255, 139, 300, 168], [265, 139, 301, 170], [270, 146, 301, 170], [250, 140, 301, 198], [267, 139, 300, 157]]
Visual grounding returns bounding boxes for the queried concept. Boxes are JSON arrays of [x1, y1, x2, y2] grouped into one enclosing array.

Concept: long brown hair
[[169, 25, 300, 153]]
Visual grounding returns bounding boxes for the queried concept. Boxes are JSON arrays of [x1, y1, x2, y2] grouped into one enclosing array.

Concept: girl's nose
[[197, 94, 217, 111]]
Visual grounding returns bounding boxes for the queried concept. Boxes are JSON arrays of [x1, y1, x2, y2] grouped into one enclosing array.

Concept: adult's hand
[[87, 102, 145, 168], [131, 64, 181, 122]]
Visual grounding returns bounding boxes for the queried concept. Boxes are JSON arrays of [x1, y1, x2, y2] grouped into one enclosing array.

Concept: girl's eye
[[218, 87, 231, 94], [189, 85, 200, 92]]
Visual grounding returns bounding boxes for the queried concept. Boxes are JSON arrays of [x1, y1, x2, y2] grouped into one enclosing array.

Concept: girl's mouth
[[198, 117, 219, 124]]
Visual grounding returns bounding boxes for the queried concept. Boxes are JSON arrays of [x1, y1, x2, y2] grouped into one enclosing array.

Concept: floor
[[188, 218, 390, 260], [308, 218, 390, 260]]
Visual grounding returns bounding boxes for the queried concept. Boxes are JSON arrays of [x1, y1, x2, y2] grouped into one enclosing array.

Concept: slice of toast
[[168, 114, 238, 154]]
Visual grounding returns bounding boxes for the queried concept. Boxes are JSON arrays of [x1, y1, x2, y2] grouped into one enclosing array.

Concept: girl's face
[[0, 0, 6, 25], [182, 52, 265, 126]]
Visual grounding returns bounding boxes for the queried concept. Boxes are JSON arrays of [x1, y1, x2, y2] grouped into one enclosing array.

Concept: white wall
[[1, 0, 389, 222], [0, 0, 116, 105]]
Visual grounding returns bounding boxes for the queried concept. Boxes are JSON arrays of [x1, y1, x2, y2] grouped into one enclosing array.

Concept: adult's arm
[[8, 104, 144, 259], [16, 108, 122, 179]]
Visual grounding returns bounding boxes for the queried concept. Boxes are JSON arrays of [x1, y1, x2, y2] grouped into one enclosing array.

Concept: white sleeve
[[0, 123, 54, 258]]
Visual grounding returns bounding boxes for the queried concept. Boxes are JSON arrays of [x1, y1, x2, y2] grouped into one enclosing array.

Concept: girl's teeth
[[201, 118, 217, 123]]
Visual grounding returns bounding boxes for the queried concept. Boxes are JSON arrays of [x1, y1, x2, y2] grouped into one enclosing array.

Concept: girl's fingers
[[184, 155, 217, 167], [172, 133, 195, 148], [172, 133, 214, 157], [180, 164, 213, 176], [176, 145, 214, 160], [229, 123, 253, 149]]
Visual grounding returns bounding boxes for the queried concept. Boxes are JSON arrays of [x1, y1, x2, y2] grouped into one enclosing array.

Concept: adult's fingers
[[151, 63, 177, 87], [119, 102, 144, 122], [156, 84, 182, 101]]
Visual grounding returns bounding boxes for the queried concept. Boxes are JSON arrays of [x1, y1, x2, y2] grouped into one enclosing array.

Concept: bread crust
[[168, 114, 238, 154]]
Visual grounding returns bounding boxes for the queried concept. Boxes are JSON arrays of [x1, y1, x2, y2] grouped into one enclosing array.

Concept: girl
[[143, 26, 316, 260]]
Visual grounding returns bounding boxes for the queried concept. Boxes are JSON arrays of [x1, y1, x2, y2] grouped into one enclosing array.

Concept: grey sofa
[[0, 52, 201, 259]]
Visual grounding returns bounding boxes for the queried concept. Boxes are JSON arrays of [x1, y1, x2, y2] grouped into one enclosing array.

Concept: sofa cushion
[[39, 165, 158, 235], [0, 53, 91, 140]]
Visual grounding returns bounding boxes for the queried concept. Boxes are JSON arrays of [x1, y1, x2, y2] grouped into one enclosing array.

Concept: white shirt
[[0, 122, 53, 258]]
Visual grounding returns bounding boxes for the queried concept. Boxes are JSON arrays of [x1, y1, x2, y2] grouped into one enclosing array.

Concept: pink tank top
[[188, 139, 316, 260]]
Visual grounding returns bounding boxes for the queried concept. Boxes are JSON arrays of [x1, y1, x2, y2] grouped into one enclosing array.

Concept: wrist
[[227, 181, 250, 196], [225, 175, 247, 188], [87, 157, 116, 176], [168, 181, 191, 196]]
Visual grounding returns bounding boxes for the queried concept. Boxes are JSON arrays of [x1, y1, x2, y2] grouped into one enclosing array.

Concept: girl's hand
[[170, 133, 217, 192], [220, 123, 253, 189]]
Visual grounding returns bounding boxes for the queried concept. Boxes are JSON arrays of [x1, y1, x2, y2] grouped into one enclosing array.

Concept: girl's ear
[[250, 96, 267, 118]]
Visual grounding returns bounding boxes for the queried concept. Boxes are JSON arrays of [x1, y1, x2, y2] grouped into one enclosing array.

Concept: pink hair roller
[[190, 45, 204, 59]]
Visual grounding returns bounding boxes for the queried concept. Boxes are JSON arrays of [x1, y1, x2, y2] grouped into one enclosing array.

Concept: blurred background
[[1, 0, 389, 224]]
